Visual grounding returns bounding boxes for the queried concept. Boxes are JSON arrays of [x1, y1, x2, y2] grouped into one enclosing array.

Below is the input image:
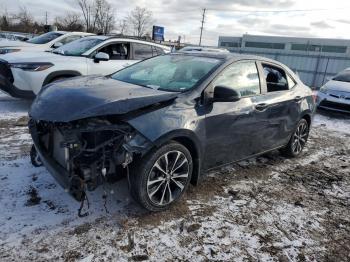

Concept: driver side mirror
[[213, 85, 241, 102], [53, 42, 63, 48], [94, 52, 110, 63]]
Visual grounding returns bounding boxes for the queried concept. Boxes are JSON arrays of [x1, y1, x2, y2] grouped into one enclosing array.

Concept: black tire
[[30, 144, 43, 167], [129, 141, 193, 212], [280, 118, 310, 158]]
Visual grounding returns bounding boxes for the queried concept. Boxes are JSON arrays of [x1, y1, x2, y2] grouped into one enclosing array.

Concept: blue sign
[[152, 26, 164, 41]]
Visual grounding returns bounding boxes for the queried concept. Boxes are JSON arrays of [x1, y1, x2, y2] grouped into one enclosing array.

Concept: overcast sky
[[1, 0, 350, 45]]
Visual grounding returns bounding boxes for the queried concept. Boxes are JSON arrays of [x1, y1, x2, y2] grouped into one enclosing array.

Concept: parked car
[[0, 31, 94, 54], [0, 36, 170, 99], [0, 32, 32, 41], [29, 52, 315, 211], [180, 46, 230, 53], [317, 69, 350, 113]]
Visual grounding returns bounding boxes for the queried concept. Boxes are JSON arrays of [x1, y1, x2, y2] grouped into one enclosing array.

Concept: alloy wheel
[[146, 150, 190, 206], [291, 121, 308, 154]]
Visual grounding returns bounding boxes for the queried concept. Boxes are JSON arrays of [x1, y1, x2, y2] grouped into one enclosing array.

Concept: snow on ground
[[313, 110, 350, 135], [0, 93, 349, 261], [0, 92, 31, 119]]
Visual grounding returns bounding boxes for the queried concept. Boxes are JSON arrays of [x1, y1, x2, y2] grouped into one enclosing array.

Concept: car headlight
[[319, 86, 328, 94], [0, 48, 21, 54], [10, 63, 54, 71]]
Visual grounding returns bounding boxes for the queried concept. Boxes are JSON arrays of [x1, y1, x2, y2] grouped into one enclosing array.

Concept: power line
[[199, 8, 206, 46]]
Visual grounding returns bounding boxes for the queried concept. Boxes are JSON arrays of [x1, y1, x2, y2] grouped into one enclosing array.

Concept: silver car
[[317, 69, 350, 113]]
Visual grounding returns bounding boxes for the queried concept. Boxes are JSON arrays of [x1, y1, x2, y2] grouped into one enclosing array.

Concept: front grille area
[[319, 100, 350, 112], [0, 59, 14, 83], [329, 91, 350, 100]]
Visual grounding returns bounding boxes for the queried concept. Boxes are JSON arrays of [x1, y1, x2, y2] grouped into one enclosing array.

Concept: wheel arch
[[301, 112, 312, 127], [42, 70, 82, 86], [150, 129, 203, 186]]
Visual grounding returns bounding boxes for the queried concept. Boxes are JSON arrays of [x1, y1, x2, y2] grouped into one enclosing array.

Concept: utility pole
[[45, 11, 48, 25], [199, 8, 206, 46]]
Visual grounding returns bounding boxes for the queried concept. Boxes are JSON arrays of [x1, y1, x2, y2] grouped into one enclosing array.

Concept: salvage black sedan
[[29, 52, 316, 211]]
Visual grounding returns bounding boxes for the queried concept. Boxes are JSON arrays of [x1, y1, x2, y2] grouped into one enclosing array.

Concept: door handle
[[294, 96, 303, 102], [255, 103, 269, 111]]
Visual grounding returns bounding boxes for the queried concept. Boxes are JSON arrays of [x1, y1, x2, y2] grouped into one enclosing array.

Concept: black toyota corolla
[[29, 52, 316, 211]]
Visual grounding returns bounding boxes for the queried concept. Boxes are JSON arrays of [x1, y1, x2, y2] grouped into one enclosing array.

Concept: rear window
[[27, 32, 63, 44]]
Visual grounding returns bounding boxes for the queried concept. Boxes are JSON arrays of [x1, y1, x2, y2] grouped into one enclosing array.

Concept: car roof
[[181, 46, 230, 53], [174, 51, 289, 67], [86, 36, 171, 49], [52, 31, 94, 36]]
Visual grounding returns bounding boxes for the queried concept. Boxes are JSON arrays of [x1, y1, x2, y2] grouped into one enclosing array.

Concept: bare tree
[[127, 7, 153, 37], [94, 0, 115, 34], [14, 6, 34, 31], [54, 12, 84, 31], [0, 10, 11, 31], [77, 0, 115, 34], [118, 18, 128, 35], [77, 0, 96, 32]]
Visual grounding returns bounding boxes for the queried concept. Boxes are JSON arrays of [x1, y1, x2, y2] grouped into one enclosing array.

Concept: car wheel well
[[171, 136, 200, 186], [302, 114, 311, 127], [49, 75, 74, 83]]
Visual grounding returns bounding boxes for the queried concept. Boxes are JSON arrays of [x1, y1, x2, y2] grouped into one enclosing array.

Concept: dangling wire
[[78, 191, 90, 217]]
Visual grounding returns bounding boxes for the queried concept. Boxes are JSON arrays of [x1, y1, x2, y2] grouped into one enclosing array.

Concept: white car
[[0, 36, 171, 98], [317, 68, 350, 113], [0, 31, 94, 55]]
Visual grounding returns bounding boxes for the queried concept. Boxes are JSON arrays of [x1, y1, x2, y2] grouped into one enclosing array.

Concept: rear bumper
[[0, 74, 35, 99], [28, 119, 81, 201]]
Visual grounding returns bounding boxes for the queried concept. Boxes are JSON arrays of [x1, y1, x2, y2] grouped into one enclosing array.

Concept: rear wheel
[[129, 141, 193, 211], [280, 118, 309, 157]]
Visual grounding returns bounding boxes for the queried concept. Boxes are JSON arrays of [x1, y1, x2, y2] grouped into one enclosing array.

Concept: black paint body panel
[[30, 53, 316, 176]]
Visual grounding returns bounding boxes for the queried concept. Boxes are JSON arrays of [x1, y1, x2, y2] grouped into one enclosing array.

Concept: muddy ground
[[0, 95, 349, 261]]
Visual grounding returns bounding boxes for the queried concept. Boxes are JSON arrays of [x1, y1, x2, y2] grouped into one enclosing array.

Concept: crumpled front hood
[[30, 76, 178, 122], [324, 80, 350, 93]]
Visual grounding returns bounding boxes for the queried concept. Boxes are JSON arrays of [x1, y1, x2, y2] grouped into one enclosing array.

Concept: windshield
[[111, 55, 222, 92], [27, 32, 63, 44], [333, 71, 350, 83], [53, 37, 104, 56]]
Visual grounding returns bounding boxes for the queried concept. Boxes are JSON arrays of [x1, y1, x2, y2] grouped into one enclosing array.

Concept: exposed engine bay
[[29, 117, 152, 203]]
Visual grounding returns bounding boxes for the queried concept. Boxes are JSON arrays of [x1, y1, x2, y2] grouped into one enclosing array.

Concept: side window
[[99, 43, 129, 60], [153, 46, 165, 56], [133, 43, 154, 60], [262, 64, 289, 92], [213, 61, 261, 97], [59, 35, 82, 45]]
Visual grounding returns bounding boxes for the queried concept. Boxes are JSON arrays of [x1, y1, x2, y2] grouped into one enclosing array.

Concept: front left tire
[[129, 141, 193, 211]]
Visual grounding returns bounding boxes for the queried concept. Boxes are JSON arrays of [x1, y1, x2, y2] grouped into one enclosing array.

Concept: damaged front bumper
[[28, 117, 152, 201]]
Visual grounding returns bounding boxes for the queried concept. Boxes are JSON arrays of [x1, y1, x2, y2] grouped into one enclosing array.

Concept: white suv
[[0, 36, 171, 98], [0, 31, 94, 55]]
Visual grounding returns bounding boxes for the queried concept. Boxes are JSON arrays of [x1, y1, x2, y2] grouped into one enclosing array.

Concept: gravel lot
[[0, 93, 349, 261]]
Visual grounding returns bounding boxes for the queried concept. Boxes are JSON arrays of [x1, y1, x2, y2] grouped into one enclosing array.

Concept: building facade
[[218, 34, 350, 88]]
